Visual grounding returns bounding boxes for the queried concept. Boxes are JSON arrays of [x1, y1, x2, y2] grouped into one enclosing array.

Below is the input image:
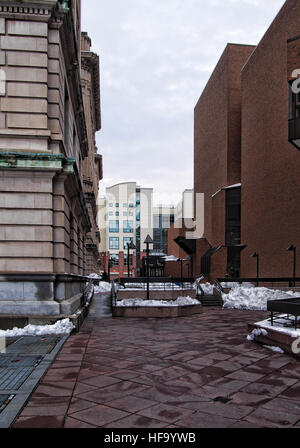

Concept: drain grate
[[0, 367, 34, 390], [6, 336, 61, 355], [214, 396, 232, 404], [0, 394, 14, 413], [0, 356, 41, 368]]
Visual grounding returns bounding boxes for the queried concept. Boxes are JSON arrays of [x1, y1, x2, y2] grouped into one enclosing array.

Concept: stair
[[199, 294, 223, 307]]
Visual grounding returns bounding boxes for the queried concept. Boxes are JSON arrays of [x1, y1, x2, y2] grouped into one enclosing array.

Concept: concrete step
[[200, 295, 223, 307]]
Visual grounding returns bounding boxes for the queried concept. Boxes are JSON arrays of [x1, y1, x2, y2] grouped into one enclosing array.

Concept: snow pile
[[197, 282, 215, 295], [94, 282, 112, 294], [247, 328, 268, 341], [0, 319, 75, 338], [88, 273, 102, 280], [163, 255, 179, 262], [264, 345, 285, 354], [117, 296, 200, 308], [222, 285, 298, 311], [221, 282, 255, 289]]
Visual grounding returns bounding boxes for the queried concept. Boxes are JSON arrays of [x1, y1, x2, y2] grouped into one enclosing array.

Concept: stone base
[[248, 323, 300, 359], [113, 304, 203, 319], [0, 273, 93, 329]]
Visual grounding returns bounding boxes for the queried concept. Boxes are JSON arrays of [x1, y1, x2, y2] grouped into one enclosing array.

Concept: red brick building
[[177, 0, 300, 281], [99, 251, 138, 279]]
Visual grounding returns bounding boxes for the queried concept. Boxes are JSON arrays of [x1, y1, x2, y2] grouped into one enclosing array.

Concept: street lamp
[[144, 235, 154, 300], [251, 252, 259, 287], [176, 258, 183, 289], [127, 241, 136, 278], [286, 245, 296, 287]]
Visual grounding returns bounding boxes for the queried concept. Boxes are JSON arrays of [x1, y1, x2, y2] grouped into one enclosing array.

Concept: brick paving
[[13, 295, 300, 428]]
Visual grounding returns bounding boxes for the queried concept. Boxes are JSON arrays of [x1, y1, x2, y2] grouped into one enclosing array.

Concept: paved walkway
[[13, 294, 300, 428]]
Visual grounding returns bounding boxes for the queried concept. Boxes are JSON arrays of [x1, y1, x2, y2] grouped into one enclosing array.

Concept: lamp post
[[177, 258, 183, 289], [144, 235, 154, 301], [108, 254, 111, 283], [251, 252, 259, 287], [127, 241, 137, 278], [286, 245, 296, 287]]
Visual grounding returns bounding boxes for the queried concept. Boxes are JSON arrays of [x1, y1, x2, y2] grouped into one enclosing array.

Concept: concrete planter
[[113, 304, 203, 319], [248, 323, 300, 359], [117, 289, 196, 301]]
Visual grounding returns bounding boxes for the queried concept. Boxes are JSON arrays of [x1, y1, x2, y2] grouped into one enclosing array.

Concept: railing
[[194, 275, 205, 297], [111, 280, 117, 307], [118, 277, 195, 291]]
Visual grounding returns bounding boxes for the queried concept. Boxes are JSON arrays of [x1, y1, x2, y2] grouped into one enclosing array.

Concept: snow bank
[[0, 318, 75, 338], [247, 328, 268, 341], [94, 282, 112, 294], [222, 285, 298, 311], [116, 296, 200, 308]]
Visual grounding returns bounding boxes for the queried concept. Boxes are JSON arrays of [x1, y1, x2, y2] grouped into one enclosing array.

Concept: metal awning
[[174, 237, 197, 255]]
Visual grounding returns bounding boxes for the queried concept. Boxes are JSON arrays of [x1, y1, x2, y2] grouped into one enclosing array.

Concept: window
[[109, 220, 119, 233], [116, 212, 119, 216], [124, 220, 134, 233], [109, 237, 119, 250], [110, 254, 119, 266], [109, 203, 113, 208], [129, 211, 134, 217], [124, 254, 133, 266], [115, 203, 119, 208], [289, 81, 300, 120], [123, 212, 128, 217], [123, 203, 127, 208], [109, 212, 113, 216], [129, 203, 134, 208], [123, 237, 133, 249]]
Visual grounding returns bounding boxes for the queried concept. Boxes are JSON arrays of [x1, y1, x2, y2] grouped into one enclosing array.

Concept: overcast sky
[[81, 0, 285, 206]]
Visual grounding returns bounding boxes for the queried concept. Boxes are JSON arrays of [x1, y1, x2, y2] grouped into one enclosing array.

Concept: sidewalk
[[11, 295, 300, 428]]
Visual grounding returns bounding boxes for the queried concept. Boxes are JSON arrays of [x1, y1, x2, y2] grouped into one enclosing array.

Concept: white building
[[98, 182, 153, 275]]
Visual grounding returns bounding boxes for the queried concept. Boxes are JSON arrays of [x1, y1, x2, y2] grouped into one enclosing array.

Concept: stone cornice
[[81, 50, 101, 131], [0, 1, 56, 21]]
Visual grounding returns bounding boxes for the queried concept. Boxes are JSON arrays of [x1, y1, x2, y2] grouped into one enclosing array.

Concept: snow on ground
[[247, 328, 268, 341], [264, 345, 285, 354], [94, 282, 112, 294], [123, 283, 189, 291], [0, 319, 75, 338], [222, 285, 299, 311], [116, 297, 200, 307], [221, 282, 255, 289], [197, 282, 215, 295]]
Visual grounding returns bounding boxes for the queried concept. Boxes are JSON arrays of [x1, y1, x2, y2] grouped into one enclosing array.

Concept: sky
[[81, 0, 285, 206]]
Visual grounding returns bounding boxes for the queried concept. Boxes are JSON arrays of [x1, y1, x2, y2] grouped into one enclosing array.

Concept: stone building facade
[[0, 0, 102, 322]]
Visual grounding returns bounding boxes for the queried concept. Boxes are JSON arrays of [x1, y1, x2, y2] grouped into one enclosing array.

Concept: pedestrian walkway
[[13, 295, 300, 428]]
